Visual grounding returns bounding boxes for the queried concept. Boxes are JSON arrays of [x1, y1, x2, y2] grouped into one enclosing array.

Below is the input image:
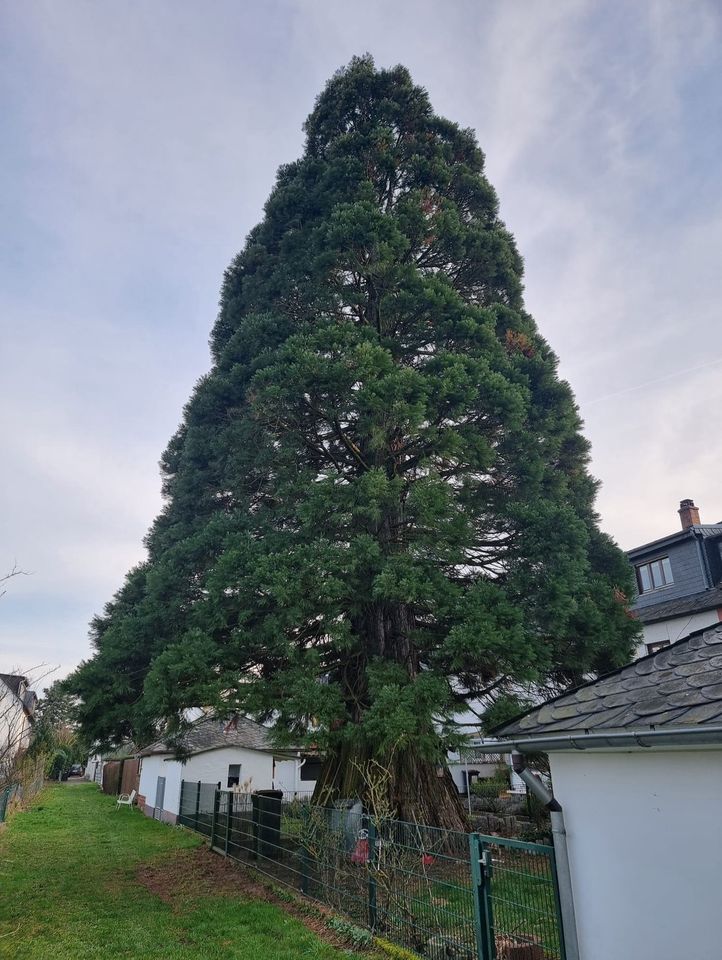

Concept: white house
[[138, 715, 317, 823], [484, 622, 722, 960], [0, 673, 37, 784], [84, 754, 105, 784]]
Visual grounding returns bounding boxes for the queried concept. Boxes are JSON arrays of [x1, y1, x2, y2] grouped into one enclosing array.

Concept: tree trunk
[[312, 499, 472, 830], [312, 738, 470, 832]]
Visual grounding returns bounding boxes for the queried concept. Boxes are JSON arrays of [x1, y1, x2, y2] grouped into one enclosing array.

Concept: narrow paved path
[[0, 783, 354, 959]]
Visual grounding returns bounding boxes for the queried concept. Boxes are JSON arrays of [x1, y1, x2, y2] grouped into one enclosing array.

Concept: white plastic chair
[[116, 789, 136, 810]]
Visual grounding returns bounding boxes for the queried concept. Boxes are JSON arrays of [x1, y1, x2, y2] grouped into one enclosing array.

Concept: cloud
[[2, 0, 722, 674]]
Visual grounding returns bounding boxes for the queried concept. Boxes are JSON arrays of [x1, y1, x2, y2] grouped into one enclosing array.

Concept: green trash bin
[[252, 790, 283, 860]]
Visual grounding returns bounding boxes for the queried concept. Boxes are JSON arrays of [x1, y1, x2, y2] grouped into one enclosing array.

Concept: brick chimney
[[678, 498, 701, 530]]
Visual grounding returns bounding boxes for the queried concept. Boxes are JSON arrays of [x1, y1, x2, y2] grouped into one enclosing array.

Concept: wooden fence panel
[[120, 759, 140, 797], [101, 762, 121, 796]]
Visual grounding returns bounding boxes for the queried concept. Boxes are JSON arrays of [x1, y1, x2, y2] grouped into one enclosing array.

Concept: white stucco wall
[[139, 747, 280, 820], [138, 754, 184, 821], [182, 746, 274, 793], [273, 758, 318, 795], [550, 748, 722, 960], [636, 609, 721, 657]]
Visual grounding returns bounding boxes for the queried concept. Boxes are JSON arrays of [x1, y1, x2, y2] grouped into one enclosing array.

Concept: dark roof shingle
[[626, 524, 722, 559], [139, 715, 278, 757], [632, 585, 722, 624], [0, 673, 25, 697], [496, 624, 722, 739]]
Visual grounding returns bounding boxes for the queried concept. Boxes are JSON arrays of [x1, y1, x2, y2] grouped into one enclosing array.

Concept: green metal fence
[[178, 779, 221, 837], [178, 780, 564, 960]]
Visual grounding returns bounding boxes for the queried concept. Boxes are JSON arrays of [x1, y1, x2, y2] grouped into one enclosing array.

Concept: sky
[[2, 0, 722, 680]]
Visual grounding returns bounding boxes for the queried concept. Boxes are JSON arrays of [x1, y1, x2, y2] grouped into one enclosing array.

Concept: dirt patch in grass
[[137, 845, 245, 905], [136, 845, 351, 950]]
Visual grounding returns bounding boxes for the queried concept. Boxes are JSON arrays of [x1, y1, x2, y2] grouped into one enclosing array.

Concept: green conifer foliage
[[69, 57, 638, 827]]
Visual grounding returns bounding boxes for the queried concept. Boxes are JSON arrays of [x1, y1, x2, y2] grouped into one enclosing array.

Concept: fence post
[[469, 833, 495, 960], [210, 785, 221, 850], [300, 845, 310, 894], [225, 791, 234, 856], [367, 818, 378, 931], [299, 804, 310, 894], [195, 780, 201, 832]]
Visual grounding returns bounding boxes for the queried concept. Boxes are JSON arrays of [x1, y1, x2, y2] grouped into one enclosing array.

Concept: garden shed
[[137, 715, 315, 822], [487, 622, 722, 960]]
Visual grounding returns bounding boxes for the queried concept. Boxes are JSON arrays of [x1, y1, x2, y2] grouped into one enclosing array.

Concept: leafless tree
[[0, 563, 28, 601]]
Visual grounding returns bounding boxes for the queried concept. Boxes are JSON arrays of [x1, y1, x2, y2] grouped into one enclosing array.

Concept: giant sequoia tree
[[69, 58, 638, 828]]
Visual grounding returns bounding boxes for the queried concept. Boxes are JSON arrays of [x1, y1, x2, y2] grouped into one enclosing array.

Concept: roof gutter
[[471, 724, 722, 754]]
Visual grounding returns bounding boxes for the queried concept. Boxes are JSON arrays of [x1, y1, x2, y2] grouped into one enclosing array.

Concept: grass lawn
[[0, 783, 363, 960]]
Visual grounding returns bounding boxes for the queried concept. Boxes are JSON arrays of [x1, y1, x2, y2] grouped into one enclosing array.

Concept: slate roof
[[694, 524, 722, 538], [0, 673, 25, 697], [632, 585, 722, 625], [105, 743, 139, 761], [139, 715, 278, 757], [626, 523, 722, 559], [495, 624, 722, 739]]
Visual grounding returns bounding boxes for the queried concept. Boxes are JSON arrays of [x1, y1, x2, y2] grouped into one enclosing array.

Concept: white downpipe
[[294, 753, 306, 798], [513, 753, 580, 960]]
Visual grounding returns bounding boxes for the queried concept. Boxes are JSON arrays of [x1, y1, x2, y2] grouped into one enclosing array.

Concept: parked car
[[68, 764, 84, 777]]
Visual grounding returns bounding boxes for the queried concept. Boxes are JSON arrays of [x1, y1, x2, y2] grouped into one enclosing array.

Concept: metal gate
[[470, 833, 564, 959]]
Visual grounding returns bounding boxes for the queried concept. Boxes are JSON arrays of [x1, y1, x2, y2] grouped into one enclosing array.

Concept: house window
[[646, 640, 671, 655], [636, 557, 673, 593], [227, 764, 241, 788], [300, 759, 323, 782]]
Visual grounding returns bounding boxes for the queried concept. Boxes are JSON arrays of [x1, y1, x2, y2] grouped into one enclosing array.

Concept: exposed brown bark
[[312, 739, 469, 832]]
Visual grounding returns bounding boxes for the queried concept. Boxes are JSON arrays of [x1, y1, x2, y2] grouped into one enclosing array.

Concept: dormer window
[[636, 557, 673, 593]]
